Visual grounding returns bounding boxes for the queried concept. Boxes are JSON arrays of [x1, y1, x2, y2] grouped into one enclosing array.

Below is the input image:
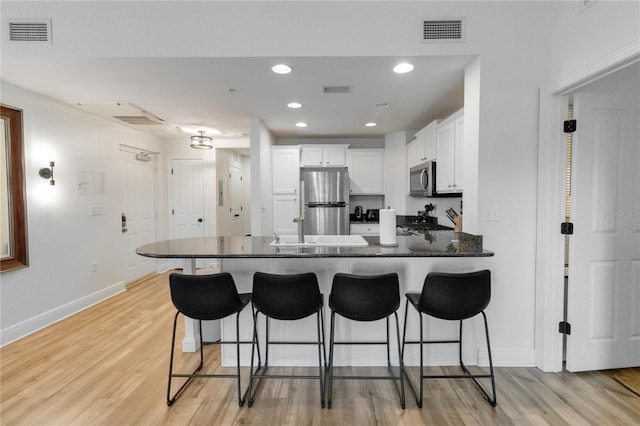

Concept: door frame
[[535, 56, 640, 372]]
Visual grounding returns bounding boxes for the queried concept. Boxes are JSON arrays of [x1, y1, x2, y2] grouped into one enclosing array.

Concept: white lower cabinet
[[350, 223, 380, 235], [272, 195, 299, 234]]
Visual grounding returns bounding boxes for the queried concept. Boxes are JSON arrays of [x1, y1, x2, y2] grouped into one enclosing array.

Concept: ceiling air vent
[[322, 86, 353, 94], [422, 18, 465, 42], [114, 116, 164, 126], [8, 20, 52, 43]]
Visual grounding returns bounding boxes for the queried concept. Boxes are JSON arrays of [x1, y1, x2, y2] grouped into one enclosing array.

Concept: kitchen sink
[[270, 234, 369, 247]]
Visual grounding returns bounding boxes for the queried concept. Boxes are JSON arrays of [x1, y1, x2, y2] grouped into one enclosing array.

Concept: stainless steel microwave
[[409, 162, 436, 197], [409, 161, 458, 198]]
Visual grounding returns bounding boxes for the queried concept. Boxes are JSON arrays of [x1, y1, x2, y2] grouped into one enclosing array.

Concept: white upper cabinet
[[272, 147, 300, 194], [406, 139, 418, 169], [435, 109, 463, 194], [300, 144, 348, 167], [415, 119, 440, 165], [407, 119, 440, 168], [348, 149, 384, 195]]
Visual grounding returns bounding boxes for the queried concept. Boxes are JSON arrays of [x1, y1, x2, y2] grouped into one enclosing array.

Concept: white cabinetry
[[300, 145, 348, 167], [415, 120, 440, 165], [272, 195, 299, 234], [271, 147, 300, 194], [407, 119, 440, 168], [435, 109, 463, 194], [406, 140, 418, 168], [347, 149, 384, 195], [271, 147, 300, 234], [350, 223, 380, 235]]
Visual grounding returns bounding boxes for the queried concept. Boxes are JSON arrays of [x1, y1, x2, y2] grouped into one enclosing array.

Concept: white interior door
[[566, 84, 640, 371], [171, 159, 205, 240], [229, 165, 243, 236], [121, 150, 156, 282]]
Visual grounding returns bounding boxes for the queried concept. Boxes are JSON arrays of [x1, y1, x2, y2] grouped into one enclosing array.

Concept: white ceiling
[[1, 55, 475, 140]]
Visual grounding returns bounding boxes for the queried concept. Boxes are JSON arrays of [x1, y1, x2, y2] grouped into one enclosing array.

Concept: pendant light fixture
[[190, 130, 213, 150]]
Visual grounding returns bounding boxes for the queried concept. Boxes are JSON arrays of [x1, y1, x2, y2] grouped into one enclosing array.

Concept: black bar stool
[[402, 269, 497, 407], [167, 272, 259, 407], [327, 272, 405, 409], [247, 272, 326, 408]]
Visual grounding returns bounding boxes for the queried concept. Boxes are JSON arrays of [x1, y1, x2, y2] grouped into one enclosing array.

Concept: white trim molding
[[0, 281, 126, 347]]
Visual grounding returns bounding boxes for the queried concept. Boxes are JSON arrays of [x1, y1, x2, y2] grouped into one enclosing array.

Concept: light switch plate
[[485, 207, 500, 221]]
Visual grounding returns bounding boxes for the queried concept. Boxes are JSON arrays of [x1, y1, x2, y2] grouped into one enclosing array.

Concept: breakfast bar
[[136, 231, 494, 367]]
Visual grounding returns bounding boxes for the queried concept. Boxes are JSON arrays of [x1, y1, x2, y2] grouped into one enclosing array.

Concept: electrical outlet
[[91, 261, 98, 272], [485, 207, 500, 222]]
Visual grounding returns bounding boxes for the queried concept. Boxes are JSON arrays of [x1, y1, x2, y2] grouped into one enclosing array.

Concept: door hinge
[[561, 222, 574, 235], [171, 209, 174, 215], [564, 119, 577, 133], [171, 168, 174, 175], [559, 321, 571, 335]]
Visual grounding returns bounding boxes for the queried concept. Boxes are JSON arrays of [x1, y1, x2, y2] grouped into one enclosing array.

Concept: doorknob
[[197, 218, 203, 223]]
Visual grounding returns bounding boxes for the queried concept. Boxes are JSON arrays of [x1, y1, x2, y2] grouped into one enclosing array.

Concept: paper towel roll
[[379, 208, 397, 246]]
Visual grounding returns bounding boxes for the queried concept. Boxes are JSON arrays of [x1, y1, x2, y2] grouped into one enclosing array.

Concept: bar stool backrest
[[418, 270, 491, 320], [329, 273, 400, 321], [252, 272, 322, 320], [169, 272, 244, 321]]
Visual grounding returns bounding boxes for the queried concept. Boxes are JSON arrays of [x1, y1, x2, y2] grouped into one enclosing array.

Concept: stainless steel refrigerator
[[301, 167, 350, 235]]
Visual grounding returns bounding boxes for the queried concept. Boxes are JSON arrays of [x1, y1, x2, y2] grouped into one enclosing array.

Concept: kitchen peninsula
[[137, 231, 493, 367]]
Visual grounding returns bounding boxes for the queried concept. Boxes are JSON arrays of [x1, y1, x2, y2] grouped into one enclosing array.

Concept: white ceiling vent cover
[[8, 20, 52, 43], [114, 116, 164, 125], [322, 86, 353, 94], [422, 18, 465, 42]]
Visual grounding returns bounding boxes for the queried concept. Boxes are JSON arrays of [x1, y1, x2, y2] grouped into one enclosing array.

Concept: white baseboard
[[477, 348, 536, 367], [0, 281, 126, 347]]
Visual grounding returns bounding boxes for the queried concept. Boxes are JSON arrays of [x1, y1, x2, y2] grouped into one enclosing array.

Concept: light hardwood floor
[[1, 272, 639, 425]]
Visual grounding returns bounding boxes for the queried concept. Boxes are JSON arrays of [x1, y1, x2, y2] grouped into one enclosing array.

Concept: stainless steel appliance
[[409, 161, 458, 198], [302, 167, 350, 235]]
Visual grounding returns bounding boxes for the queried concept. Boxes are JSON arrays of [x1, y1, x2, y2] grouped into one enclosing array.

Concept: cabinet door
[[323, 146, 347, 166], [272, 195, 299, 234], [300, 146, 324, 166], [349, 150, 384, 194], [415, 131, 428, 164], [406, 140, 417, 169], [350, 223, 380, 235], [436, 121, 455, 193], [424, 121, 439, 162], [453, 116, 464, 191], [272, 148, 300, 193]]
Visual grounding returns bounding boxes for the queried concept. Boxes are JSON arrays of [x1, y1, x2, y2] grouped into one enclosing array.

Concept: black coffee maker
[[354, 206, 363, 220]]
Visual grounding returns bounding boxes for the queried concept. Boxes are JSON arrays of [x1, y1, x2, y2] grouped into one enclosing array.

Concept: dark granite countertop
[[136, 231, 493, 259]]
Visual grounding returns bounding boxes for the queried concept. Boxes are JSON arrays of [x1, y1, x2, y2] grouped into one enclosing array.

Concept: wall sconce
[[39, 161, 55, 186]]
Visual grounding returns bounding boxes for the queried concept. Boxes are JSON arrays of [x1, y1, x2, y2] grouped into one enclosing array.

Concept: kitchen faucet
[[293, 213, 304, 243]]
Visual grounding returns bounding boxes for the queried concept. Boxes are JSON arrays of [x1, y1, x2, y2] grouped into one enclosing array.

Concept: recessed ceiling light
[[295, 122, 308, 128], [287, 102, 302, 109], [272, 64, 293, 74], [393, 63, 414, 74], [365, 122, 377, 127]]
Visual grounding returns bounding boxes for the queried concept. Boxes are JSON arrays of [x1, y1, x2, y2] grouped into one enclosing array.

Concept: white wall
[[549, 0, 640, 93], [0, 82, 165, 345], [250, 118, 275, 236], [1, 1, 637, 368]]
